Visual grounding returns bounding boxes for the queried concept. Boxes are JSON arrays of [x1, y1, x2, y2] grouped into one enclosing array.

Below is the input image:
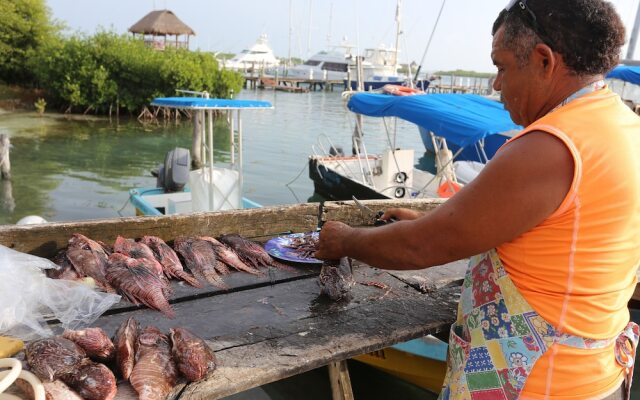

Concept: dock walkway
[[0, 199, 460, 400]]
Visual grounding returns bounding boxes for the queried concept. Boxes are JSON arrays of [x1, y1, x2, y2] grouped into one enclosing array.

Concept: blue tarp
[[152, 97, 273, 110], [347, 93, 521, 149], [606, 65, 640, 85]]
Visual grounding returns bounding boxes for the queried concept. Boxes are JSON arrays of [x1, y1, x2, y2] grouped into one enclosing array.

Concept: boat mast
[[413, 0, 447, 83], [288, 0, 293, 67], [393, 0, 402, 73], [626, 1, 640, 60], [307, 0, 313, 58]]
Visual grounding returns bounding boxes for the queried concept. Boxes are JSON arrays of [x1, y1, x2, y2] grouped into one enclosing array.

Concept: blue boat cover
[[606, 65, 640, 85], [151, 97, 273, 110], [347, 93, 521, 149]]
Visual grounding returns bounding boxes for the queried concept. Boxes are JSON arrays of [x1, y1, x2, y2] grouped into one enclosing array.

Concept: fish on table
[[174, 236, 228, 289], [113, 316, 139, 380], [130, 326, 178, 400], [140, 235, 202, 288], [170, 327, 216, 382]]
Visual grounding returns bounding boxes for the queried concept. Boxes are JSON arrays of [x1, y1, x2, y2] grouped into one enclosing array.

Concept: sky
[[45, 0, 640, 74]]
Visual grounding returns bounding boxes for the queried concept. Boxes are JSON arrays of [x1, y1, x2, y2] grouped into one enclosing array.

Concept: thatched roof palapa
[[129, 10, 195, 36]]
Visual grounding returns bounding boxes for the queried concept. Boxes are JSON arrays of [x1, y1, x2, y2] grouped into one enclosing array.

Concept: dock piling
[[0, 134, 11, 180]]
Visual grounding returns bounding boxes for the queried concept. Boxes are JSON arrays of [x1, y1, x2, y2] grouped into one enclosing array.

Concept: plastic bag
[[0, 245, 121, 341]]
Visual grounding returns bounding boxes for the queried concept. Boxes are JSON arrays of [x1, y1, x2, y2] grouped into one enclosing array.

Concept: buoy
[[16, 215, 47, 225], [437, 180, 462, 198]]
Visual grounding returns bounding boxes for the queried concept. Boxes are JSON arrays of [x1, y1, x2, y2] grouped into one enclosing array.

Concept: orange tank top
[[496, 88, 640, 398]]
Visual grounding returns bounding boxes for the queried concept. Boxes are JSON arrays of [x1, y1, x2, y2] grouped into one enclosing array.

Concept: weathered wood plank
[[389, 259, 468, 294], [0, 199, 445, 257]]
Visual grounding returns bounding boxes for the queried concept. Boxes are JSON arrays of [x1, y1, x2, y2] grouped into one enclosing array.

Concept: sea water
[[0, 88, 425, 225]]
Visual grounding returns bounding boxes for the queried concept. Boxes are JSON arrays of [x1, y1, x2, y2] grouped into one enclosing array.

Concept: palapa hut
[[128, 9, 195, 50]]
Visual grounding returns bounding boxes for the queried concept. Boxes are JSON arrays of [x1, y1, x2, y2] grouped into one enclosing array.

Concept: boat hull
[[308, 158, 390, 201]]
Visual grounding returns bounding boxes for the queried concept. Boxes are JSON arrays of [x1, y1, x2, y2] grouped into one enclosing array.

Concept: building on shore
[[129, 9, 195, 50]]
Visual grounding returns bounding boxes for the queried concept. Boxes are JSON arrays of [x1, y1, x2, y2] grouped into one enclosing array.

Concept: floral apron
[[438, 250, 640, 400]]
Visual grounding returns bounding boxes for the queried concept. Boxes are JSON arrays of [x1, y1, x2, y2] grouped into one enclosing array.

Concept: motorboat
[[223, 34, 280, 72], [309, 92, 521, 201], [345, 45, 429, 91], [129, 95, 273, 216], [286, 45, 354, 81]]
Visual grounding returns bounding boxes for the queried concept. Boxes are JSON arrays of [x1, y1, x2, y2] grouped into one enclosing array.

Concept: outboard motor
[[155, 147, 191, 192]]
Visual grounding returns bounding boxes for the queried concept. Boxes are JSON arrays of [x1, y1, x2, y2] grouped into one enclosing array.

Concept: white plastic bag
[[0, 245, 121, 341]]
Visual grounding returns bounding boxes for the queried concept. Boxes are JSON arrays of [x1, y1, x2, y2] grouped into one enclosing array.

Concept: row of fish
[[48, 233, 291, 317], [22, 318, 215, 400]]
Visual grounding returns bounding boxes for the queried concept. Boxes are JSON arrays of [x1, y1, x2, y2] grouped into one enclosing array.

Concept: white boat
[[286, 44, 354, 81], [129, 94, 273, 216], [223, 34, 280, 72], [309, 92, 521, 201]]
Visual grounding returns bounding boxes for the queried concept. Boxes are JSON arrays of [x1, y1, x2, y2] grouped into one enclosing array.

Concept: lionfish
[[130, 326, 178, 400], [105, 253, 175, 318], [113, 317, 139, 380], [140, 235, 202, 288], [170, 327, 217, 382], [218, 234, 294, 271], [62, 327, 115, 363], [65, 233, 115, 292], [174, 236, 228, 289], [318, 257, 355, 301]]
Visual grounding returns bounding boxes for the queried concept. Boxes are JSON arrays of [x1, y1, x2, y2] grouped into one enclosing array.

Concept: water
[[0, 88, 426, 225]]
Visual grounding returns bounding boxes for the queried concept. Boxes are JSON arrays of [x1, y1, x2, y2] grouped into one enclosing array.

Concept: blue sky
[[46, 0, 640, 73]]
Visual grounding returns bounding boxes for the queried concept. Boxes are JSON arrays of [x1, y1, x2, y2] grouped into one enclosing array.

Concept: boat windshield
[[304, 60, 322, 66], [322, 62, 348, 72]]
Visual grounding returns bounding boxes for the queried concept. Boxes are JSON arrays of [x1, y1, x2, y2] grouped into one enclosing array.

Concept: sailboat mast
[[393, 0, 402, 71], [626, 1, 640, 60], [288, 0, 293, 67], [307, 0, 313, 58]]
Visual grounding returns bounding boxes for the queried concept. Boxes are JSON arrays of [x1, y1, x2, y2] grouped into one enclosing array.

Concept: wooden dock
[[244, 75, 345, 92], [0, 199, 460, 400]]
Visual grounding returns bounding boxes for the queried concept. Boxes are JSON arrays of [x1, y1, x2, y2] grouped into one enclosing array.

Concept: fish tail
[[174, 270, 203, 288]]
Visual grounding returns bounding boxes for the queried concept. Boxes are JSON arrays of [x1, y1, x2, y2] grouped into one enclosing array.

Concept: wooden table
[[0, 199, 463, 400]]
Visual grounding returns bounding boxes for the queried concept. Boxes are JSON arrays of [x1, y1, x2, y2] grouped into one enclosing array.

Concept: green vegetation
[[34, 98, 46, 114], [30, 32, 244, 114], [1, 0, 244, 115], [0, 0, 59, 84], [433, 69, 495, 78]]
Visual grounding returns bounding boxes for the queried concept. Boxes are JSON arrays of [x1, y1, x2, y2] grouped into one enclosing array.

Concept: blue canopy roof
[[606, 65, 640, 85], [347, 93, 521, 149], [151, 97, 273, 110]]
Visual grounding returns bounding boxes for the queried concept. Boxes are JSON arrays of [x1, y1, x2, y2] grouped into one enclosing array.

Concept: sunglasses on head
[[504, 0, 555, 49]]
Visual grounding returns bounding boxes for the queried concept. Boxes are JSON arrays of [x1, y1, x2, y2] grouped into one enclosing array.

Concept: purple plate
[[264, 232, 322, 265]]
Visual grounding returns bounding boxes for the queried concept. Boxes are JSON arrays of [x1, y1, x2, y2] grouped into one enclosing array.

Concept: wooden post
[[0, 134, 11, 180], [1, 179, 14, 213], [192, 111, 203, 169], [327, 360, 354, 400]]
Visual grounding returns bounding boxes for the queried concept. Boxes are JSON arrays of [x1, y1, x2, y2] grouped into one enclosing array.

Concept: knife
[[351, 196, 395, 226]]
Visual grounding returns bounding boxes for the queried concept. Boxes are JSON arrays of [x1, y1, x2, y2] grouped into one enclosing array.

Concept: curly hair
[[492, 0, 626, 75]]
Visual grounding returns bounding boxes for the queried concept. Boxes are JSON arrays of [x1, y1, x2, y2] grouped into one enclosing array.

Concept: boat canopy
[[151, 97, 273, 110], [347, 93, 521, 149], [606, 65, 640, 85]]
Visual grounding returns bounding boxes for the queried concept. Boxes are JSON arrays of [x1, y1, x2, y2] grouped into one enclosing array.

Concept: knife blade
[[351, 196, 395, 226]]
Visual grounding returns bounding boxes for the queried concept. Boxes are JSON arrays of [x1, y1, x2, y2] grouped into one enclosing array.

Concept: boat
[[345, 45, 429, 91], [606, 64, 640, 114], [286, 44, 354, 81], [129, 95, 273, 216], [223, 34, 280, 72], [309, 92, 521, 201]]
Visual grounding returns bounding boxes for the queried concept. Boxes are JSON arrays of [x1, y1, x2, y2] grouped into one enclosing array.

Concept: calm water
[[0, 89, 426, 225]]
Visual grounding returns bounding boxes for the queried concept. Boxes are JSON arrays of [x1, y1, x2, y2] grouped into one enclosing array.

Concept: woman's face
[[491, 26, 539, 127]]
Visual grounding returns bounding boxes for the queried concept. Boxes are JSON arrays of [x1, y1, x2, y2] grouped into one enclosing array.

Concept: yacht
[[223, 34, 280, 72], [286, 45, 354, 81]]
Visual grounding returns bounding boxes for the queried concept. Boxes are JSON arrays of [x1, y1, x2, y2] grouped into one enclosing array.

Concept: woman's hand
[[380, 208, 424, 221], [314, 221, 353, 260]]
